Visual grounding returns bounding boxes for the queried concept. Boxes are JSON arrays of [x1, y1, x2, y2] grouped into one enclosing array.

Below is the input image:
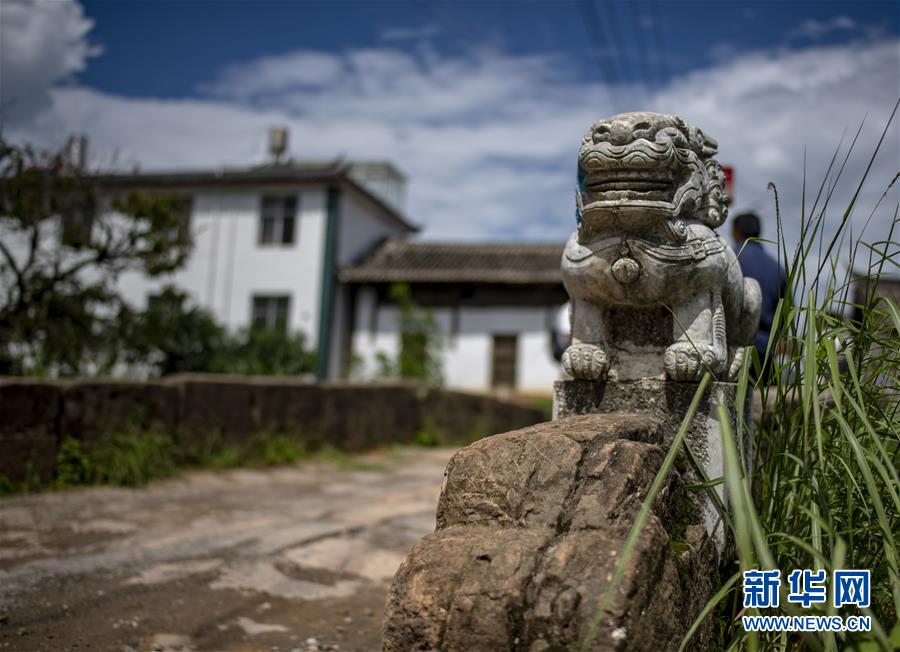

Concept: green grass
[[55, 431, 177, 487], [583, 103, 900, 651], [0, 464, 43, 497], [412, 421, 445, 447], [0, 416, 462, 497], [187, 430, 308, 469], [0, 427, 393, 495]]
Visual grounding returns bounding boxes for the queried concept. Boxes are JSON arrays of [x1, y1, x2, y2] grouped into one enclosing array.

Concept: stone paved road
[[0, 447, 454, 652]]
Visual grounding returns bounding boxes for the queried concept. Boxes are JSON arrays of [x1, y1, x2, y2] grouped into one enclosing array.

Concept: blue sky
[[2, 0, 899, 255], [76, 1, 897, 98]]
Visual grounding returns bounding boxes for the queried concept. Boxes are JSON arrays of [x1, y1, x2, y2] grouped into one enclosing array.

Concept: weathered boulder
[[383, 414, 719, 651]]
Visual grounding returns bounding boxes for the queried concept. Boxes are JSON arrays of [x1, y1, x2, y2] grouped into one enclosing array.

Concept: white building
[[341, 239, 566, 391], [93, 156, 566, 392]]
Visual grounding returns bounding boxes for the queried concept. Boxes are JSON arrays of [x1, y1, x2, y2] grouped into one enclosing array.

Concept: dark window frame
[[171, 196, 193, 242], [251, 294, 291, 332], [258, 195, 298, 246], [157, 195, 193, 244], [60, 210, 95, 248]]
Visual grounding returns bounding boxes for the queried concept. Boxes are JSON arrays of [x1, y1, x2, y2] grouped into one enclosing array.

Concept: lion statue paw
[[664, 341, 725, 381], [562, 343, 609, 381]]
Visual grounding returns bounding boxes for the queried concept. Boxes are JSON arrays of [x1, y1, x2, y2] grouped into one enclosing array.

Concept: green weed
[[412, 425, 444, 447], [248, 434, 307, 467], [1, 428, 325, 495], [54, 431, 177, 488]]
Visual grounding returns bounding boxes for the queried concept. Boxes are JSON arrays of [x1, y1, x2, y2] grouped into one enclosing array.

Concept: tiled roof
[[340, 238, 565, 284], [96, 160, 404, 186]]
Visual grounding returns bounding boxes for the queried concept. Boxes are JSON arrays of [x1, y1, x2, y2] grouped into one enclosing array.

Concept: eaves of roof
[[94, 164, 419, 234], [339, 238, 564, 285]]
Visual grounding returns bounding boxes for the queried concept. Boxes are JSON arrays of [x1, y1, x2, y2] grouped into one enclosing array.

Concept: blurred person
[[732, 212, 787, 380]]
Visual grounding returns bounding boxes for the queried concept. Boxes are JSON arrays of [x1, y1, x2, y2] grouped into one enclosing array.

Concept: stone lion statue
[[561, 112, 761, 382]]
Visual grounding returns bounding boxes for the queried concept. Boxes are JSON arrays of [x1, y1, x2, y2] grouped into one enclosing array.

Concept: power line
[[649, 0, 673, 86], [576, 0, 621, 113], [596, 0, 636, 109], [627, 0, 658, 92]]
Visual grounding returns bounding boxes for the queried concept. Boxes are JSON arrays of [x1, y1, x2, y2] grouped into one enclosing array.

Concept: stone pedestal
[[554, 378, 751, 554]]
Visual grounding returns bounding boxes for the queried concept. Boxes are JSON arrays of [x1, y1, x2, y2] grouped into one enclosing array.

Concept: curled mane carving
[[575, 112, 729, 239]]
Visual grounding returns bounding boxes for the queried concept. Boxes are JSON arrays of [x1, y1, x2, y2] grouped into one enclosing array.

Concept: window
[[146, 290, 181, 316], [60, 211, 94, 247], [147, 293, 165, 312], [491, 334, 518, 388], [252, 295, 290, 331], [259, 196, 297, 245], [59, 187, 96, 247], [166, 196, 193, 243]]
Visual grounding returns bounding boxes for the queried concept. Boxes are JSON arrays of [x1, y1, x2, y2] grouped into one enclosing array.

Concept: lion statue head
[[575, 112, 729, 243]]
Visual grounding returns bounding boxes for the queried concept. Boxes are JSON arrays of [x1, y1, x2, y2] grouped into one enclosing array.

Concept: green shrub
[[412, 421, 445, 447], [0, 474, 16, 497], [199, 443, 244, 470], [211, 328, 317, 376], [248, 434, 307, 467], [1, 426, 388, 498], [375, 283, 444, 385], [54, 437, 93, 487], [91, 431, 176, 486], [182, 430, 307, 469], [53, 431, 177, 488]]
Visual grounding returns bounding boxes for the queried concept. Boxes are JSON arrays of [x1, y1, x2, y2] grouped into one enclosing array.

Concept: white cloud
[[654, 40, 899, 251], [788, 15, 857, 41], [4, 9, 898, 267], [201, 51, 346, 100], [0, 0, 100, 122]]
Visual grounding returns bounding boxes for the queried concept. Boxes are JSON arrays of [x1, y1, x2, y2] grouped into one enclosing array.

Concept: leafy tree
[[0, 140, 192, 375], [110, 289, 317, 377], [0, 139, 319, 379], [376, 283, 444, 385], [117, 286, 226, 376], [212, 327, 317, 376]]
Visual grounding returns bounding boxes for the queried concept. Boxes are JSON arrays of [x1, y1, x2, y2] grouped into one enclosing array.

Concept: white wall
[[351, 298, 562, 392], [326, 189, 413, 378], [336, 189, 408, 265], [116, 187, 328, 345]]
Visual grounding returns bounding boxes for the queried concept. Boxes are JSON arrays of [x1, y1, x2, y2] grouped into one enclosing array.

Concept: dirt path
[[0, 447, 454, 652]]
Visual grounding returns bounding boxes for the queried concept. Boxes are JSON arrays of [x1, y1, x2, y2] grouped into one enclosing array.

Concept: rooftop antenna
[[65, 134, 88, 171], [268, 126, 289, 164]]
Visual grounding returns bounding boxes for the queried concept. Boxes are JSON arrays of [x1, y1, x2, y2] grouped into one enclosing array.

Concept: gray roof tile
[[340, 239, 564, 284]]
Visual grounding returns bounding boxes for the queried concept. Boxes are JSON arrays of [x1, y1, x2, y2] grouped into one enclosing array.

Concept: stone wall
[[0, 374, 544, 483]]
